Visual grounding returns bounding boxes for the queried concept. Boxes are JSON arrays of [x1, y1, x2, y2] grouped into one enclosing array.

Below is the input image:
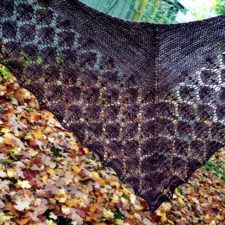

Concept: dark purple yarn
[[0, 0, 225, 212]]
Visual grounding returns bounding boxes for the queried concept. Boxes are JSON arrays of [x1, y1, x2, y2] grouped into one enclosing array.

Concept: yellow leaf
[[17, 180, 31, 189], [29, 148, 38, 157], [47, 220, 57, 225], [85, 216, 91, 222], [44, 127, 52, 134], [7, 168, 16, 178], [69, 141, 80, 151], [72, 165, 81, 173], [66, 199, 79, 207], [168, 219, 175, 225], [61, 205, 70, 215], [178, 197, 186, 207], [103, 209, 114, 219], [160, 202, 172, 213], [4, 136, 14, 145], [10, 147, 21, 155], [47, 168, 55, 176], [96, 177, 105, 185], [116, 220, 125, 225], [209, 221, 216, 225], [92, 172, 105, 185], [1, 128, 10, 134], [41, 176, 48, 183], [14, 217, 30, 225], [0, 213, 12, 225], [112, 194, 119, 204], [32, 129, 42, 140], [160, 212, 168, 223]]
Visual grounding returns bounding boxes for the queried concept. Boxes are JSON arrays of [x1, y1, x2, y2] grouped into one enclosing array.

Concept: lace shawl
[[0, 0, 225, 212]]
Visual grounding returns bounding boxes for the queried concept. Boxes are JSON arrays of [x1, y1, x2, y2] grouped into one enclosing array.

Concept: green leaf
[[205, 160, 225, 181], [122, 193, 129, 199], [55, 216, 73, 225], [0, 66, 12, 80], [114, 207, 125, 221], [89, 155, 96, 161], [50, 147, 62, 157]]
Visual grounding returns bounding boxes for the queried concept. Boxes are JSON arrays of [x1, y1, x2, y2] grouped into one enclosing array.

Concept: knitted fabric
[[0, 0, 225, 212]]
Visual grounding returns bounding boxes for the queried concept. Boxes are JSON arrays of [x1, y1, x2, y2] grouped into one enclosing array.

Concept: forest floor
[[0, 64, 224, 225]]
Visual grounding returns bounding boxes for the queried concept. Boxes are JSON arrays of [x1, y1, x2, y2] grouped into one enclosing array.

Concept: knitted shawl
[[0, 0, 225, 212]]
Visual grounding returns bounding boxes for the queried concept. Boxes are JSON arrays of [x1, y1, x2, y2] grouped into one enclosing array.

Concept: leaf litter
[[0, 64, 224, 225]]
